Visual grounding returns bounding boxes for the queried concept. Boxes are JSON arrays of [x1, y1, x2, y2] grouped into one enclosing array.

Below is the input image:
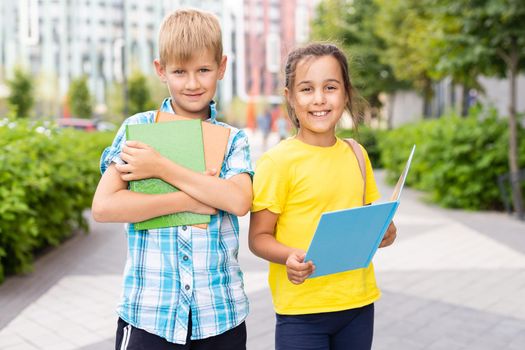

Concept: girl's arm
[[116, 141, 253, 217], [91, 163, 217, 223], [249, 209, 314, 284]]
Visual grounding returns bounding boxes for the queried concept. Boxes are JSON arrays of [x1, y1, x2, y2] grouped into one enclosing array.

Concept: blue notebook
[[305, 145, 416, 278]]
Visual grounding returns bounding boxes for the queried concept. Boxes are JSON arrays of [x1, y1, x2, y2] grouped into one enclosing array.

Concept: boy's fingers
[[121, 145, 137, 156], [115, 163, 131, 173], [120, 173, 135, 182], [120, 152, 131, 162], [126, 140, 149, 149], [204, 168, 217, 176]]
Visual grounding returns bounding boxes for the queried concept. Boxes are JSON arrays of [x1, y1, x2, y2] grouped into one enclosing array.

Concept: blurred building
[[0, 0, 315, 116], [385, 76, 525, 128], [242, 0, 312, 104]]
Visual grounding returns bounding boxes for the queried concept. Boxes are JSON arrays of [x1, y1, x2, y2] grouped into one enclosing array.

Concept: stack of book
[[125, 111, 230, 230]]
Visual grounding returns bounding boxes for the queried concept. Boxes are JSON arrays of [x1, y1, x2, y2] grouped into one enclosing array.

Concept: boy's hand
[[379, 221, 397, 248], [116, 141, 166, 181], [286, 250, 315, 284], [185, 194, 218, 215]]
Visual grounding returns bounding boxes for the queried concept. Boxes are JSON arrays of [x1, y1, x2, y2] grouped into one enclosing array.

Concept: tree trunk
[[422, 78, 433, 118], [508, 51, 524, 219], [461, 84, 469, 117], [387, 93, 395, 129]]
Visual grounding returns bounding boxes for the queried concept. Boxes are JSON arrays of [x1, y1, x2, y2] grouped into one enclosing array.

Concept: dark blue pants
[[275, 303, 374, 350]]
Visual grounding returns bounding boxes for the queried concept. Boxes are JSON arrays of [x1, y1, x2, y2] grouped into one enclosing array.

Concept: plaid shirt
[[100, 98, 253, 344]]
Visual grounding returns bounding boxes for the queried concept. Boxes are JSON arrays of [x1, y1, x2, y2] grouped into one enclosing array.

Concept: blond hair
[[158, 8, 223, 65]]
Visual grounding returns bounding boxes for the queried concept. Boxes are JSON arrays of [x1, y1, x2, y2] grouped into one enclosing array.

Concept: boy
[[92, 9, 252, 350]]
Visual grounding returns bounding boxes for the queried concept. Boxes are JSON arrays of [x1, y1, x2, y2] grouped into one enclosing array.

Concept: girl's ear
[[284, 87, 293, 108], [154, 59, 167, 83]]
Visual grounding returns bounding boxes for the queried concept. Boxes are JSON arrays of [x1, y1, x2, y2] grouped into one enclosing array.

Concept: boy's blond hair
[[158, 8, 223, 66]]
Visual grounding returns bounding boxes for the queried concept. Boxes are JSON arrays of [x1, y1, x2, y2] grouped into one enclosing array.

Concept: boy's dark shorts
[[116, 317, 246, 350]]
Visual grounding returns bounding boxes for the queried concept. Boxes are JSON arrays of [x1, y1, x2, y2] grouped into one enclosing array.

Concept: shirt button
[[183, 255, 189, 261], [185, 285, 190, 291], [182, 225, 187, 231]]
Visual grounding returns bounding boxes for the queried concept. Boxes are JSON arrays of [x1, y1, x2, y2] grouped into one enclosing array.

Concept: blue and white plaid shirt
[[100, 98, 253, 344]]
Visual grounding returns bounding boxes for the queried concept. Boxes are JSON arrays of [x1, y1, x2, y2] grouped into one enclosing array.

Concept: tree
[[433, 0, 525, 218], [374, 0, 440, 117], [128, 70, 156, 116], [6, 67, 34, 118], [312, 0, 409, 126], [68, 76, 92, 119]]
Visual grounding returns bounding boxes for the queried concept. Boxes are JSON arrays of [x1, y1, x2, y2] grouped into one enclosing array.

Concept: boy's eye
[[199, 68, 211, 73], [172, 70, 184, 74]]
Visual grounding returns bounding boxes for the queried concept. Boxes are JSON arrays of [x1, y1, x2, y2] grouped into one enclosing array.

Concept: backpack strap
[[343, 138, 366, 205]]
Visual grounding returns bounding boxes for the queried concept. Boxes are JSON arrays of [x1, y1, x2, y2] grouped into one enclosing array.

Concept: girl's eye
[[300, 87, 312, 92], [173, 70, 184, 75], [326, 85, 337, 90]]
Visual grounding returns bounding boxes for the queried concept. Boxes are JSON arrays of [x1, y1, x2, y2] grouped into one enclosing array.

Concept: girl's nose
[[313, 90, 326, 104]]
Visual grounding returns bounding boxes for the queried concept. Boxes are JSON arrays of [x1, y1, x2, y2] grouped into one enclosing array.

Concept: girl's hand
[[286, 250, 315, 284], [116, 141, 166, 181], [379, 221, 397, 248]]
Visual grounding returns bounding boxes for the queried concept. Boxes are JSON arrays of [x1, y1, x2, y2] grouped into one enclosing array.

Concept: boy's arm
[[249, 209, 314, 284], [91, 163, 217, 223], [116, 140, 253, 216]]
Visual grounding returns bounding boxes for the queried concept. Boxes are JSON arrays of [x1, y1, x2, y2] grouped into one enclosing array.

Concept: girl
[[249, 43, 397, 350]]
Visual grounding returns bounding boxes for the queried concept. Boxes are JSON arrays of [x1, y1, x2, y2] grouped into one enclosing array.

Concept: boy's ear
[[154, 59, 167, 83], [217, 55, 227, 80]]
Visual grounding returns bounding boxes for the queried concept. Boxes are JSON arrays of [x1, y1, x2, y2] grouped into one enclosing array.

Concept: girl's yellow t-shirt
[[252, 138, 382, 315]]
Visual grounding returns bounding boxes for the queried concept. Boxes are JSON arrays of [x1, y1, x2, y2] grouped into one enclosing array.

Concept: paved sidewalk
[[1, 129, 525, 349]]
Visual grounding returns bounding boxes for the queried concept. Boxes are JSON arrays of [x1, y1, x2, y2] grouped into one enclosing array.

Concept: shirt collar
[[159, 98, 217, 122]]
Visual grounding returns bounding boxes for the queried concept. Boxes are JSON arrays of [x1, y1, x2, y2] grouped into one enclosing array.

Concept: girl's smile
[[286, 55, 347, 147]]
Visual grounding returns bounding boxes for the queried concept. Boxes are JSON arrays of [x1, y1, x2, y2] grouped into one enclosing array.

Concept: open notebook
[[305, 145, 416, 278]]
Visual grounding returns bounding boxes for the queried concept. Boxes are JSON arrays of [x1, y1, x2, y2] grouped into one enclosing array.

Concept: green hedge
[[0, 119, 112, 283], [378, 108, 525, 210]]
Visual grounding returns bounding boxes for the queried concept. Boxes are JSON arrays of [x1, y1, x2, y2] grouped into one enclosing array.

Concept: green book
[[125, 119, 210, 230]]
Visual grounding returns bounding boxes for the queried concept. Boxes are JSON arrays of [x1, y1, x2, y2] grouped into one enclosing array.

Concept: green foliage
[[374, 0, 437, 93], [311, 0, 408, 108], [0, 119, 112, 283], [128, 70, 156, 116], [337, 126, 384, 168], [378, 107, 525, 210], [105, 81, 125, 122], [438, 0, 525, 77], [68, 76, 93, 119], [6, 67, 34, 118]]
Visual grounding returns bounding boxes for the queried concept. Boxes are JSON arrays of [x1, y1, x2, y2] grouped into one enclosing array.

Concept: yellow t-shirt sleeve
[[252, 155, 287, 214]]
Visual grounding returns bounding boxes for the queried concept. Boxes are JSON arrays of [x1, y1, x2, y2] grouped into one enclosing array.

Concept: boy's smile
[[155, 49, 227, 120]]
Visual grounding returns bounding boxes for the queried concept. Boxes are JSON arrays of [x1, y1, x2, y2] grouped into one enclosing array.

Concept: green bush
[[337, 126, 384, 168], [0, 119, 112, 282], [378, 108, 525, 210]]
